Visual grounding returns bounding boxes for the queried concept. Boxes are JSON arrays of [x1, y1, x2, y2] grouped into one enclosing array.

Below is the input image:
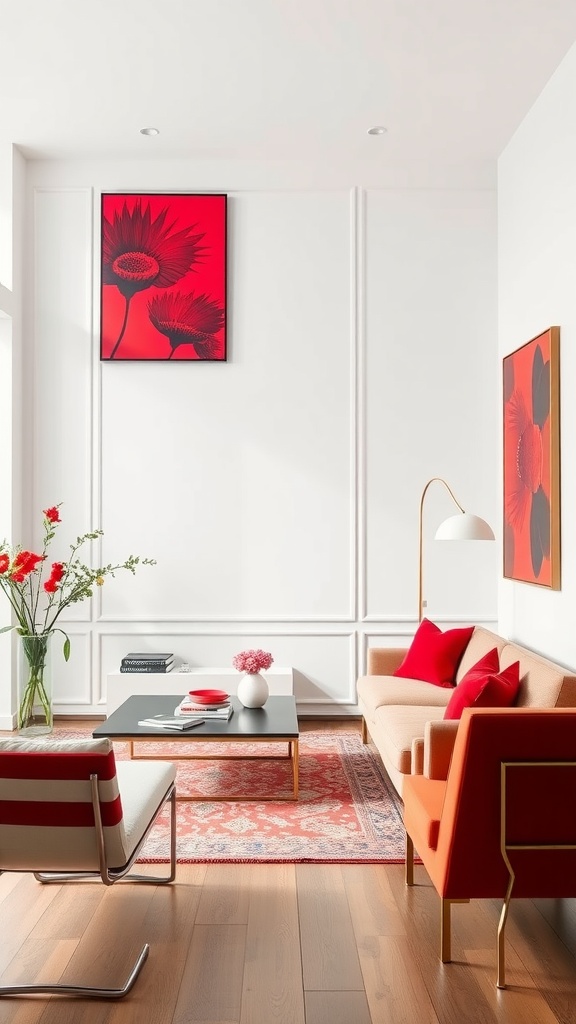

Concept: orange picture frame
[[503, 327, 560, 588]]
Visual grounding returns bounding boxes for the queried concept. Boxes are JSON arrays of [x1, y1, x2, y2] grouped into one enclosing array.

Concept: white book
[[138, 715, 204, 731], [174, 704, 233, 720]]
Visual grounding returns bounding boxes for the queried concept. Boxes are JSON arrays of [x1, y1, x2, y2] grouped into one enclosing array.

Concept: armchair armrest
[[423, 720, 459, 781], [367, 647, 407, 675]]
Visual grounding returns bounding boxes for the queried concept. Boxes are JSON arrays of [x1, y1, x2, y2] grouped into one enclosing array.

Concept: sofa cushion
[[444, 653, 520, 720], [393, 619, 474, 688], [454, 626, 509, 683], [373, 705, 446, 776], [357, 675, 452, 718], [500, 644, 573, 708]]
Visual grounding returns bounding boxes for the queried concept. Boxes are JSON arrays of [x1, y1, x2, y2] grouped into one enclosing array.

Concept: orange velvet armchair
[[403, 706, 576, 988]]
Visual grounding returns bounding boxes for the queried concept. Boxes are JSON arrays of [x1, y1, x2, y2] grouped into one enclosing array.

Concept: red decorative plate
[[187, 688, 229, 704]]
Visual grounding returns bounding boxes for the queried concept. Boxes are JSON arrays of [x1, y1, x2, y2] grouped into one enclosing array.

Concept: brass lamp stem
[[418, 477, 466, 622]]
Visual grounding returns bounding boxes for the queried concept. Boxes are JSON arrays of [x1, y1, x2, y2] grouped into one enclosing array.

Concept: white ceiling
[[3, 0, 576, 170]]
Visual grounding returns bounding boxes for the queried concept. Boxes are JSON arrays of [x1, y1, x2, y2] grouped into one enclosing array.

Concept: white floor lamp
[[418, 477, 495, 622]]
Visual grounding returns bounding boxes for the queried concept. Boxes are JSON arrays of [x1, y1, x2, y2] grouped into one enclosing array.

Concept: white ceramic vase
[[237, 672, 269, 708]]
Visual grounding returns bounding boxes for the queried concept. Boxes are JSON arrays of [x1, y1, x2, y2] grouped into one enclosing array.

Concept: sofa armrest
[[367, 648, 407, 675], [411, 736, 424, 775], [423, 720, 459, 781]]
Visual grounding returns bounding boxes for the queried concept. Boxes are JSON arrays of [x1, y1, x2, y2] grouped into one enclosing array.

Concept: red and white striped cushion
[[0, 738, 130, 871]]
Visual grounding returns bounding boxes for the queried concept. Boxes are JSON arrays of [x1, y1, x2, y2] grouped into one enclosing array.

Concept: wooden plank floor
[[0, 719, 575, 1022]]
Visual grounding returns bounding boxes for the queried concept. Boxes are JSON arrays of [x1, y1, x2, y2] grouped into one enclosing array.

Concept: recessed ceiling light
[[140, 127, 160, 136], [367, 126, 387, 136]]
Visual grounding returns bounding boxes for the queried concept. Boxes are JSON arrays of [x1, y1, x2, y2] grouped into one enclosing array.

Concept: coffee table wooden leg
[[291, 738, 299, 799], [118, 734, 301, 800]]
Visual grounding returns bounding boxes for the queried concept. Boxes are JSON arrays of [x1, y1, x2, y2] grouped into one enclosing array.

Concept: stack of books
[[174, 695, 233, 721], [120, 652, 175, 673], [137, 714, 203, 731]]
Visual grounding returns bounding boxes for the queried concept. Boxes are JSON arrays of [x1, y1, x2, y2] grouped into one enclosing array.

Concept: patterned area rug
[[60, 729, 406, 863]]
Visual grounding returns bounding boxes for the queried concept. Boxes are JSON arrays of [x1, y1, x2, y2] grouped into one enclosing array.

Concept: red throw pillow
[[443, 648, 499, 719], [476, 660, 521, 708], [393, 618, 475, 688], [444, 655, 521, 720]]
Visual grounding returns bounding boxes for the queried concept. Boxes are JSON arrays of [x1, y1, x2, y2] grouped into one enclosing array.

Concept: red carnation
[[43, 507, 61, 524], [0, 554, 9, 575], [44, 561, 65, 593], [11, 551, 44, 581]]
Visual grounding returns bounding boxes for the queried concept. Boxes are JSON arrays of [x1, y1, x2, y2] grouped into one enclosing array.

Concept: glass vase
[[17, 632, 54, 736]]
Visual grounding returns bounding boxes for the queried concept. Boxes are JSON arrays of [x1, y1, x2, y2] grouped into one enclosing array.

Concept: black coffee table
[[93, 694, 300, 801]]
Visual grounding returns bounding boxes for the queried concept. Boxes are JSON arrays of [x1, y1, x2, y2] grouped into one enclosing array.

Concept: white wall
[[19, 159, 498, 717], [0, 145, 14, 292], [499, 40, 576, 668], [0, 146, 25, 729]]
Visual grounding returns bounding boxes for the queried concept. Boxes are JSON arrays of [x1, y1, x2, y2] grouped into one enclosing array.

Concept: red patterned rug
[[59, 729, 405, 863]]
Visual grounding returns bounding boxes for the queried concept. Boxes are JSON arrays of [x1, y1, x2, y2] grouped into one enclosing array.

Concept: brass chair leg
[[405, 834, 414, 886], [497, 876, 514, 989], [441, 899, 452, 962], [361, 718, 368, 744]]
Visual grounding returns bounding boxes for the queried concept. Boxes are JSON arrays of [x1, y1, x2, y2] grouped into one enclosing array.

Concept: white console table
[[106, 667, 294, 715]]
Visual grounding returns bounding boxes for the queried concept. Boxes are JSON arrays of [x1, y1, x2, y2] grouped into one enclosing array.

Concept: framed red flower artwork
[[503, 327, 560, 588], [100, 192, 227, 361]]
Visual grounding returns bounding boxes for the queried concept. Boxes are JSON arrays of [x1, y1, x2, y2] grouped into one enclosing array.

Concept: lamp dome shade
[[434, 512, 495, 541]]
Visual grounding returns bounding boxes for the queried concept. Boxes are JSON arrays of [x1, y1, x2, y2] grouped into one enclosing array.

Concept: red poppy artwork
[[100, 193, 226, 360], [503, 327, 560, 588]]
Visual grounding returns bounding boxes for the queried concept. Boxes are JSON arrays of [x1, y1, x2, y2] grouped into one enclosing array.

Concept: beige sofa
[[357, 626, 576, 796]]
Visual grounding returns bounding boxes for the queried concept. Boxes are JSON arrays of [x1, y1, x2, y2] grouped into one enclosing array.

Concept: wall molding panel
[[49, 629, 93, 708], [363, 187, 498, 623]]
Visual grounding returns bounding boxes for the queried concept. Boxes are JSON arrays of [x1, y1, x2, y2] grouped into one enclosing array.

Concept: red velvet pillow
[[393, 618, 475, 688], [443, 648, 499, 719], [478, 660, 521, 707], [444, 654, 521, 720]]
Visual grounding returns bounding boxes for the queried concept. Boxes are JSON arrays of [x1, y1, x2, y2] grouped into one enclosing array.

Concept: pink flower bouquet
[[232, 648, 274, 674]]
